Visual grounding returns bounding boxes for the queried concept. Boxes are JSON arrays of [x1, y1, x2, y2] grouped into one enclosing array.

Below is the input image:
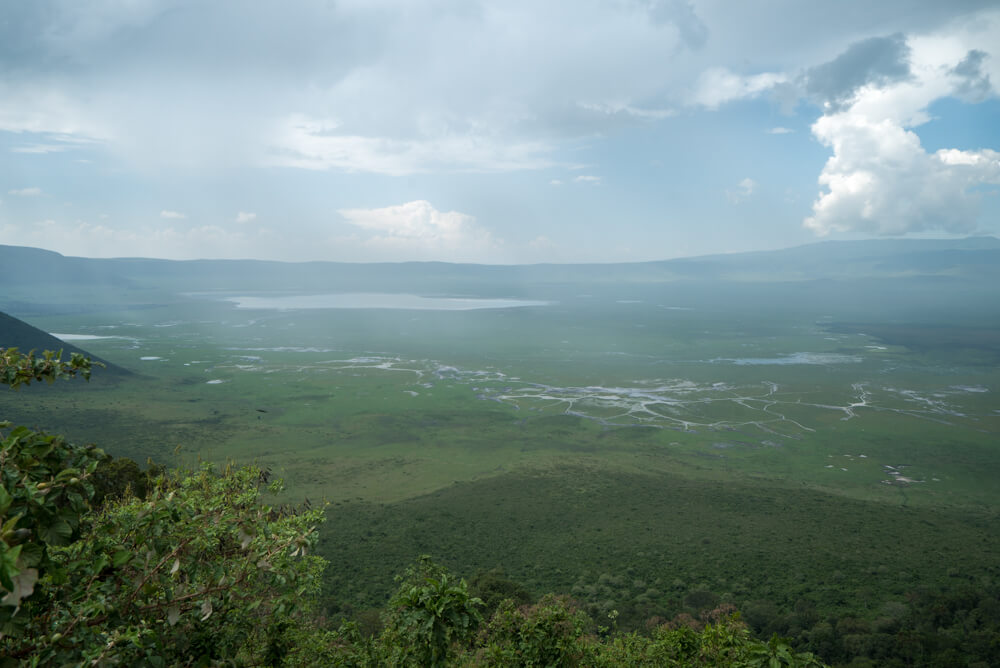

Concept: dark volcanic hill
[[0, 311, 130, 376]]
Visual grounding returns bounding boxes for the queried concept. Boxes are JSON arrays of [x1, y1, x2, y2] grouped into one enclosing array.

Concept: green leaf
[[0, 548, 21, 592], [1, 514, 21, 536], [0, 543, 24, 588], [39, 519, 73, 546], [112, 549, 132, 568], [17, 542, 42, 569], [0, 485, 11, 516], [92, 555, 108, 574]]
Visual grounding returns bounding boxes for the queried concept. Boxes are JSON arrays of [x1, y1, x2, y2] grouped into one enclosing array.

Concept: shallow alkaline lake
[[215, 292, 551, 311]]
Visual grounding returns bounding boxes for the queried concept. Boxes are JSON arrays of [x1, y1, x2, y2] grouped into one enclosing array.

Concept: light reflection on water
[[220, 293, 550, 311], [711, 352, 863, 365]]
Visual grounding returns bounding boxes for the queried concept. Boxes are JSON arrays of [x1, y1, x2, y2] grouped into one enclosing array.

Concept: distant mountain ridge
[[1, 236, 998, 301]]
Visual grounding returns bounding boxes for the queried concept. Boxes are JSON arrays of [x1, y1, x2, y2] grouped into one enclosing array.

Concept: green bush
[[379, 555, 483, 667], [475, 594, 594, 667]]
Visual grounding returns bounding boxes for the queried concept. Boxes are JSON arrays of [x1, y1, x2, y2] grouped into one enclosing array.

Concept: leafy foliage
[[475, 594, 593, 666], [2, 463, 326, 665], [1, 347, 101, 390], [0, 348, 109, 625], [0, 423, 104, 612], [597, 615, 825, 667], [379, 555, 483, 667], [89, 455, 164, 507], [469, 567, 534, 619]]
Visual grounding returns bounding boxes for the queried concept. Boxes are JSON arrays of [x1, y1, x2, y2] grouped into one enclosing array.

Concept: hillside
[[0, 310, 131, 376]]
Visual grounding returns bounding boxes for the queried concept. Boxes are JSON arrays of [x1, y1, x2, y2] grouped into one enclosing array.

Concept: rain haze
[[1, 0, 998, 263]]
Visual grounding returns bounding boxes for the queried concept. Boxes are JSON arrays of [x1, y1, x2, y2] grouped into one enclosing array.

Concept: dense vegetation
[[0, 348, 828, 666], [2, 349, 999, 666], [317, 467, 1000, 666]]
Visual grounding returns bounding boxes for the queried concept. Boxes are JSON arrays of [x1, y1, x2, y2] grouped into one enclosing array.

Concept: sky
[[1, 0, 998, 264]]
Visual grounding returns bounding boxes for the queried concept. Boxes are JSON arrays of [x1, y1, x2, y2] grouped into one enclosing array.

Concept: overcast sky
[[1, 0, 998, 263]]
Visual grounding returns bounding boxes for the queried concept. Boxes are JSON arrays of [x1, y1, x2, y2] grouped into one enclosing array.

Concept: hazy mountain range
[[3, 237, 998, 297]]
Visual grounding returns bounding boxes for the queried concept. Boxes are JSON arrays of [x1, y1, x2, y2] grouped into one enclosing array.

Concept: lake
[[219, 292, 550, 311]]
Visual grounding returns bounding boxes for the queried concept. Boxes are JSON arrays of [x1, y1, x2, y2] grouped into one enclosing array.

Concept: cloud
[[804, 113, 1000, 235], [0, 218, 282, 261], [267, 114, 556, 175], [0, 1, 708, 175], [235, 211, 256, 223], [160, 210, 186, 219], [641, 0, 708, 49], [1, 1, 998, 263], [802, 34, 912, 108], [726, 177, 757, 203], [691, 68, 788, 109], [337, 200, 499, 261], [0, 82, 109, 139], [7, 187, 42, 196], [577, 101, 675, 120], [950, 49, 993, 102], [803, 24, 1000, 237], [2, 1, 994, 180], [12, 144, 68, 154], [0, 205, 519, 263], [574, 175, 602, 185], [766, 127, 794, 134], [9, 133, 101, 154]]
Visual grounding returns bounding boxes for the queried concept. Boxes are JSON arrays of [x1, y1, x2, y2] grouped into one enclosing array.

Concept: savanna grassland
[[2, 240, 999, 664]]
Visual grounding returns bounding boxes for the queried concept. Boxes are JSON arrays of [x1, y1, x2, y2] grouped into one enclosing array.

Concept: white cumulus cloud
[[235, 211, 257, 223], [805, 113, 1000, 235], [7, 187, 42, 196], [337, 200, 499, 262], [160, 210, 187, 219], [804, 21, 1000, 237]]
